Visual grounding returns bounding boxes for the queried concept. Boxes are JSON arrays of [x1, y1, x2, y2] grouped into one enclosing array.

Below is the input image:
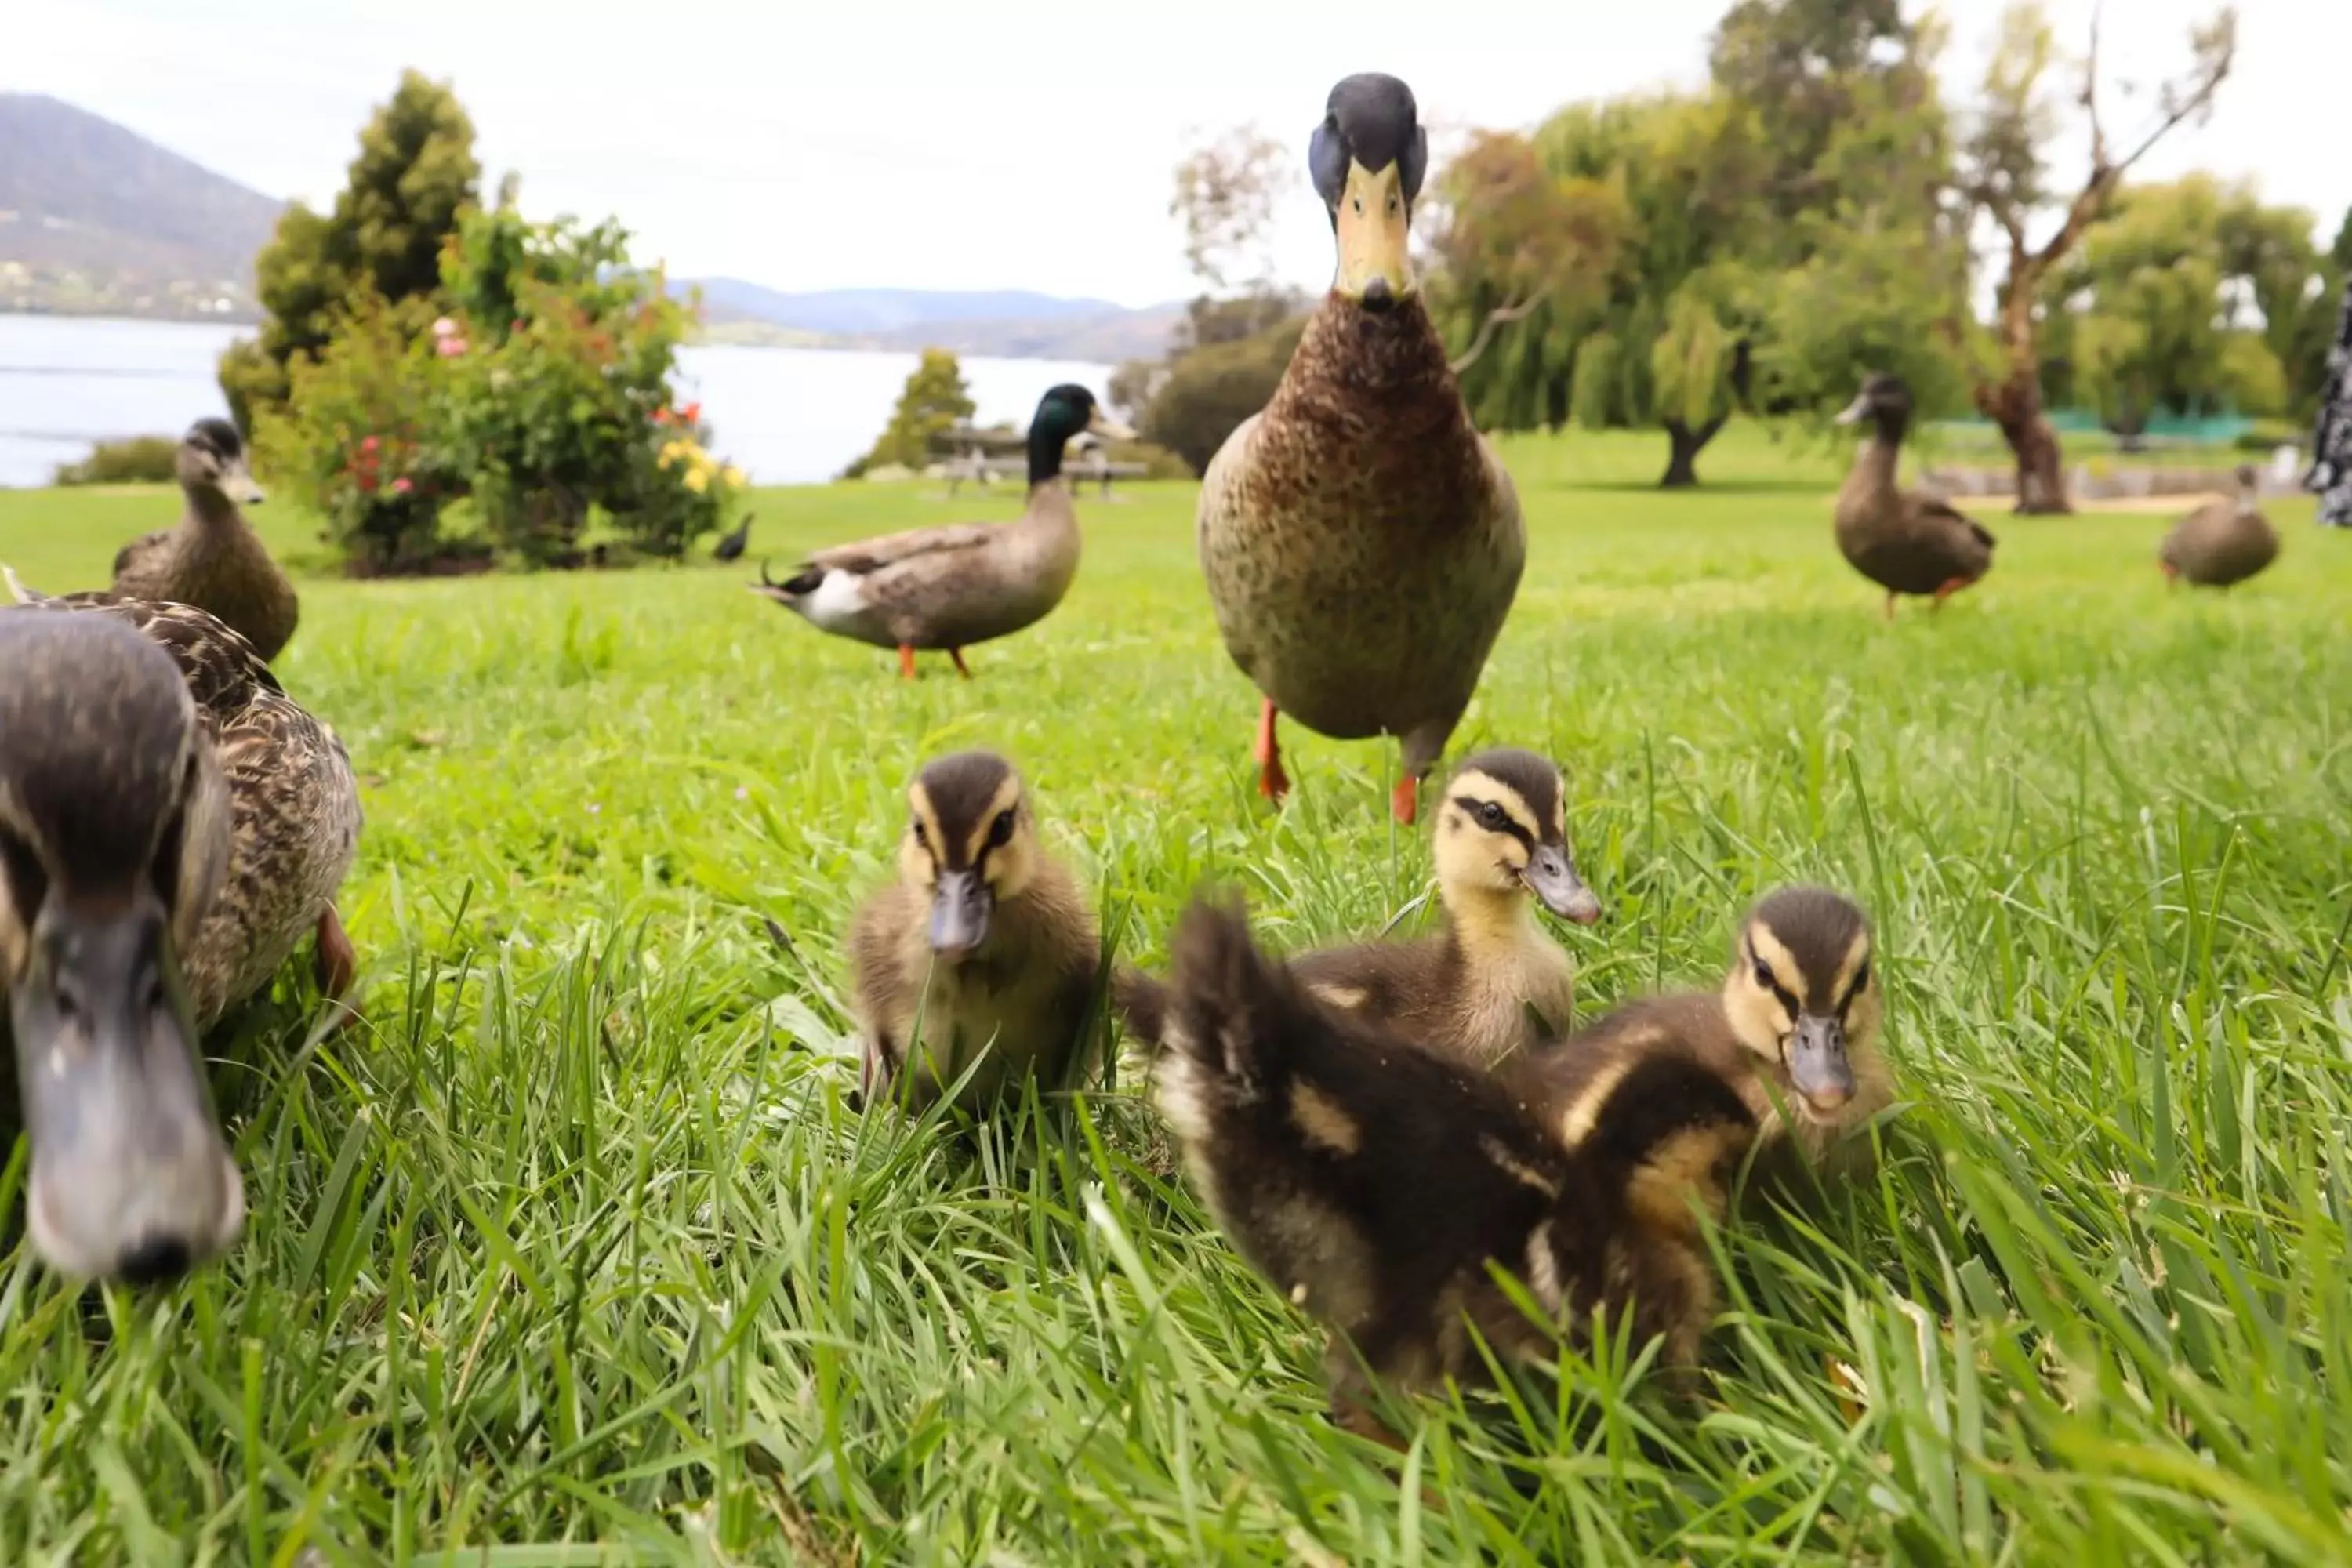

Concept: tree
[[219, 71, 481, 430], [1169, 125, 1288, 296], [1139, 318, 1310, 476], [844, 350, 975, 478], [1957, 2, 2237, 512]]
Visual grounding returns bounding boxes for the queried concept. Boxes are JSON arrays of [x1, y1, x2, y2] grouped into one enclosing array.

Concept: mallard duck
[[0, 580, 361, 1283], [1152, 895, 1755, 1439], [712, 513, 753, 564], [753, 386, 1134, 679], [1119, 747, 1600, 1069], [1196, 73, 1524, 824], [1517, 886, 1892, 1185], [846, 749, 1103, 1112], [2160, 465, 2279, 588], [109, 417, 300, 662], [1832, 374, 1995, 619]]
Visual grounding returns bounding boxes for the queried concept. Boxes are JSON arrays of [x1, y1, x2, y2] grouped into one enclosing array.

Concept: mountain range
[[0, 93, 1181, 361]]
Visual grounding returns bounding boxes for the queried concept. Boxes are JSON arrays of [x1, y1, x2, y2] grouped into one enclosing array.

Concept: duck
[[845, 749, 1104, 1112], [0, 579, 362, 1285], [1152, 894, 1755, 1442], [1831, 374, 1996, 619], [712, 512, 753, 564], [2159, 464, 2279, 589], [1514, 886, 1893, 1188], [1196, 73, 1525, 824], [752, 385, 1134, 679], [109, 417, 301, 662], [1117, 747, 1602, 1069]]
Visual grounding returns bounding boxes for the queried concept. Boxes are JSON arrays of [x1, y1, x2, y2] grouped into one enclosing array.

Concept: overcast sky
[[7, 1, 2342, 307]]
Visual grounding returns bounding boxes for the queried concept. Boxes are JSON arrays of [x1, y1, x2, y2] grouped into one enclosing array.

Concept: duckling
[[2159, 464, 2279, 589], [110, 417, 299, 662], [753, 386, 1134, 680], [845, 750, 1102, 1112], [1517, 886, 1892, 1185], [0, 590, 361, 1284], [1153, 895, 1755, 1439], [1832, 374, 1995, 619], [1196, 73, 1524, 823], [712, 512, 753, 564], [1117, 748, 1601, 1069]]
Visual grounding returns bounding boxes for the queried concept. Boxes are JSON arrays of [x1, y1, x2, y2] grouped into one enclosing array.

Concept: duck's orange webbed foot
[[1253, 697, 1289, 802], [314, 905, 360, 1033], [1930, 575, 1976, 612], [897, 644, 918, 680], [1391, 774, 1419, 826], [949, 647, 973, 679]]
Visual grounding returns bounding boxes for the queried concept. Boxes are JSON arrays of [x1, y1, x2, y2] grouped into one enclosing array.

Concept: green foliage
[[1138, 315, 1307, 477], [49, 434, 179, 485], [0, 448, 2343, 1559], [219, 71, 481, 430], [843, 350, 976, 480]]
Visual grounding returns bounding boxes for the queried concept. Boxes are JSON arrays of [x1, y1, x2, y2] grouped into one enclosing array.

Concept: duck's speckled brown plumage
[[1, 579, 359, 1022], [112, 420, 299, 662], [1197, 296, 1523, 777], [2160, 470, 2280, 587]]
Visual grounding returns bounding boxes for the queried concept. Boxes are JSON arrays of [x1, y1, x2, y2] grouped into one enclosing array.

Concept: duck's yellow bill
[[1333, 160, 1414, 307]]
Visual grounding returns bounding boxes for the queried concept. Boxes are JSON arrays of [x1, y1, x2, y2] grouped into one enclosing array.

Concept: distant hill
[[0, 93, 283, 320], [679, 278, 1182, 363]]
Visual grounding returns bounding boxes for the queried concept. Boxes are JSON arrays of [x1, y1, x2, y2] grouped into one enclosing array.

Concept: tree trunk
[[1975, 372, 2071, 515], [1660, 417, 1723, 489]]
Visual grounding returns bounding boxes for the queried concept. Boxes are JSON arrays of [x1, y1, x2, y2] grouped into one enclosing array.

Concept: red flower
[[653, 406, 673, 426], [391, 477, 414, 495], [680, 401, 702, 425], [361, 434, 380, 452]]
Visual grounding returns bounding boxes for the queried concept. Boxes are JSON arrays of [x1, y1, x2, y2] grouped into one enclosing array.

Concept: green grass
[[2, 422, 2348, 1564]]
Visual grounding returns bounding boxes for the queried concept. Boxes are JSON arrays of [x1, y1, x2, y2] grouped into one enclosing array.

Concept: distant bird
[[1196, 74, 1524, 823], [0, 577, 361, 1285], [2159, 464, 2279, 589], [751, 385, 1134, 679], [712, 512, 753, 563], [110, 417, 299, 662], [1832, 374, 1995, 619]]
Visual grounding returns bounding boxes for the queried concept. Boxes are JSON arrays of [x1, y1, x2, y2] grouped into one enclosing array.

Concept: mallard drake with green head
[[111, 417, 301, 662], [1832, 374, 1995, 619], [2, 574, 361, 1283], [2159, 465, 2279, 588], [752, 385, 1134, 679], [1196, 73, 1525, 825]]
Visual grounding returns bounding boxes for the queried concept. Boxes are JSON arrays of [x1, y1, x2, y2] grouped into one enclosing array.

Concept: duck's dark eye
[[909, 821, 928, 850], [989, 808, 1017, 847], [1751, 956, 1776, 989], [1851, 958, 1871, 996], [1475, 801, 1508, 831]]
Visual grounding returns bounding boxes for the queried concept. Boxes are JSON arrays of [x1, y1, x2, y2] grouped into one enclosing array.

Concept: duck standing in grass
[[1196, 73, 1524, 824], [2158, 465, 2279, 589], [1831, 374, 1995, 619], [0, 583, 361, 1284], [752, 386, 1134, 679], [1119, 748, 1601, 1069], [845, 750, 1103, 1112], [110, 417, 300, 662], [1152, 895, 1755, 1439]]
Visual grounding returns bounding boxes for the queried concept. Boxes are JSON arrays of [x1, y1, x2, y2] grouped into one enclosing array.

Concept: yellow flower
[[723, 465, 746, 488], [684, 466, 710, 494]]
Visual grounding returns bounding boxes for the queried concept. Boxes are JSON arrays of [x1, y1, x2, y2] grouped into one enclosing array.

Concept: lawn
[[1, 423, 2347, 1564]]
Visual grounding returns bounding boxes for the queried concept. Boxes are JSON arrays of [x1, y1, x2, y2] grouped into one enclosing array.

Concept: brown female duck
[[110, 418, 300, 662], [1832, 375, 1995, 619], [2159, 465, 2279, 588], [1196, 73, 1524, 823]]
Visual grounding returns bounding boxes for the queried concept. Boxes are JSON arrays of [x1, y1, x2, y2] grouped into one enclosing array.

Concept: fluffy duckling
[[110, 418, 299, 662], [1118, 748, 1601, 1069], [1832, 374, 1996, 619], [2159, 464, 2279, 589], [1519, 886, 1892, 1184], [1155, 895, 1755, 1436], [846, 750, 1102, 1112]]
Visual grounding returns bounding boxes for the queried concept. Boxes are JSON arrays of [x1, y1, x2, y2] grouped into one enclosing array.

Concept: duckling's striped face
[[1432, 750, 1600, 924], [897, 750, 1038, 959], [1722, 887, 1880, 1119]]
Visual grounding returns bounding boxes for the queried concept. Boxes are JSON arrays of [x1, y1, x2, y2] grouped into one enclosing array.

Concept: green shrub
[[1139, 316, 1308, 477], [2234, 417, 2304, 453], [52, 435, 180, 485]]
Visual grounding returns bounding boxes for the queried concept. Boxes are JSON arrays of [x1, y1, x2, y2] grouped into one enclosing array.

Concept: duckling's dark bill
[[928, 869, 992, 957], [1785, 1011, 1857, 1109], [1521, 844, 1602, 925], [12, 898, 245, 1284]]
